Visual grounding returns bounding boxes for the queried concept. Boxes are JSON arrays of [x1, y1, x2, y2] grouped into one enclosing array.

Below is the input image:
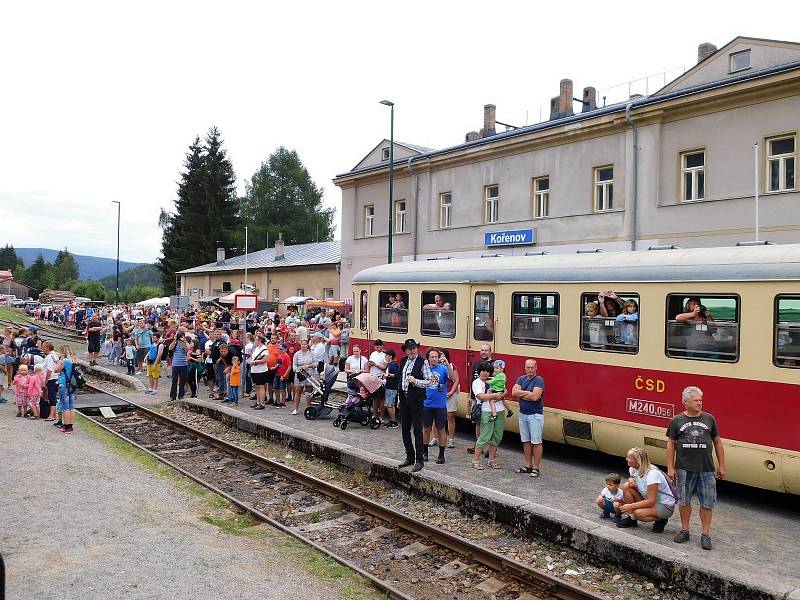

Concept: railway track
[[0, 317, 87, 344], [81, 385, 605, 600]]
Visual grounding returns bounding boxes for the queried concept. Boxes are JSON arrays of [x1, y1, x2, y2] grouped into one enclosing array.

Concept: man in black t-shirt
[[666, 386, 726, 550], [86, 314, 103, 365]]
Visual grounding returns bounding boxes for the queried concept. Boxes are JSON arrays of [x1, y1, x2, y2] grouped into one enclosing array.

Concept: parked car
[[10, 298, 25, 308]]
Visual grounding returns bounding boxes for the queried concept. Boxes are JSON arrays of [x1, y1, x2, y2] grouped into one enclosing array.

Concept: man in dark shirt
[[511, 359, 545, 478], [666, 386, 726, 550], [86, 313, 103, 365]]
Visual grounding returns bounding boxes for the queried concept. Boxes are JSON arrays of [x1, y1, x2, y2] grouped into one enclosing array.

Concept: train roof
[[352, 244, 800, 284]]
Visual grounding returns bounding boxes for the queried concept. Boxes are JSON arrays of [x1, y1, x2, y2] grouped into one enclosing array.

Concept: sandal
[[472, 461, 485, 470], [488, 462, 501, 469], [515, 466, 534, 474], [530, 468, 540, 478]]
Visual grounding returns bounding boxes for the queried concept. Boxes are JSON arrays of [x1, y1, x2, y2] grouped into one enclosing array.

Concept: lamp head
[[379, 100, 394, 107]]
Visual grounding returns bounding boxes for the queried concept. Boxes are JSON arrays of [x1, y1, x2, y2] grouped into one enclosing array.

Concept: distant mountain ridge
[[16, 248, 143, 281]]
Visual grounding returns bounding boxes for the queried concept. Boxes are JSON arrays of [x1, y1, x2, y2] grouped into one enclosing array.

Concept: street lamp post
[[380, 99, 394, 264], [112, 201, 121, 304]]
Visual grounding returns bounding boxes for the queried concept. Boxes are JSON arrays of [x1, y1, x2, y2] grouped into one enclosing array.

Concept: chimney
[[697, 42, 718, 63], [480, 104, 496, 138], [216, 247, 225, 265], [274, 232, 285, 261], [549, 79, 574, 120], [582, 86, 597, 112], [465, 131, 481, 142]]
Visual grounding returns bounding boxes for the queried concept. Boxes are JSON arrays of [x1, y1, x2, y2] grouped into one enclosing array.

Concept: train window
[[775, 295, 800, 368], [420, 291, 456, 338], [359, 290, 368, 331], [581, 292, 639, 353], [511, 293, 559, 347], [666, 294, 739, 362], [474, 292, 494, 341], [378, 290, 408, 334]]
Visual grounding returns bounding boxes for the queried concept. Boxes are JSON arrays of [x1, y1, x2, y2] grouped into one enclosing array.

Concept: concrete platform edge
[[77, 359, 146, 392], [178, 398, 787, 600]]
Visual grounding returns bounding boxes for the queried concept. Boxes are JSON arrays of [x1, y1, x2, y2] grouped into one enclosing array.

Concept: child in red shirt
[[274, 344, 292, 408]]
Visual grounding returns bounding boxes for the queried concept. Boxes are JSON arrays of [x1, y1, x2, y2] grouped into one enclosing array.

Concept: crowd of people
[[4, 299, 726, 550]]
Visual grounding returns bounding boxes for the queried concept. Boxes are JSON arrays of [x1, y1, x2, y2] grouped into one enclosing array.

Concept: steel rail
[[81, 387, 603, 600]]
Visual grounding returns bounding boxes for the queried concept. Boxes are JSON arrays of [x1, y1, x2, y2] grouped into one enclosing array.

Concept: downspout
[[409, 157, 420, 260], [625, 101, 638, 251]]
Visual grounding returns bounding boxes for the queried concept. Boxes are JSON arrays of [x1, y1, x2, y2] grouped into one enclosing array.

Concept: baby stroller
[[333, 372, 383, 431], [303, 362, 340, 421]]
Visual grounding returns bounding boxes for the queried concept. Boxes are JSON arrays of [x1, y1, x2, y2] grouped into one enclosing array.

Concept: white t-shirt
[[601, 486, 624, 502], [296, 325, 308, 341], [629, 466, 675, 507], [43, 351, 59, 381], [244, 342, 254, 357], [368, 351, 386, 377], [250, 344, 268, 374], [346, 355, 367, 373], [472, 377, 504, 413], [311, 342, 327, 365]]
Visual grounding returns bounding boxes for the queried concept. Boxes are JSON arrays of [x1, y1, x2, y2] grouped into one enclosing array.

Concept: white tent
[[218, 290, 261, 305], [280, 295, 314, 305], [136, 296, 170, 307]]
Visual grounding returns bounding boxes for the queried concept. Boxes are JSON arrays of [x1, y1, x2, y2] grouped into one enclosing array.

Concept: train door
[[466, 287, 496, 385]]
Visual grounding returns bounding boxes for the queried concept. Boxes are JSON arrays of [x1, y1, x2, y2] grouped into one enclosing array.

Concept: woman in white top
[[616, 446, 676, 532], [292, 338, 315, 414], [248, 333, 269, 409], [344, 344, 368, 393]]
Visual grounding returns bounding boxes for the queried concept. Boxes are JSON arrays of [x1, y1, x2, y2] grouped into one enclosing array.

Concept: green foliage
[[53, 248, 80, 288], [0, 244, 19, 271], [23, 253, 53, 298], [120, 285, 163, 304], [69, 279, 107, 301], [238, 147, 334, 251], [159, 128, 239, 293], [99, 263, 162, 292]]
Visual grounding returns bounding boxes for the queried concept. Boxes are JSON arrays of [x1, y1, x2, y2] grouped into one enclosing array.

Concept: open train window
[[474, 292, 494, 342], [420, 291, 456, 338], [580, 292, 639, 353], [359, 290, 368, 331], [378, 290, 408, 334], [511, 292, 559, 347], [775, 295, 800, 368], [666, 294, 739, 362]]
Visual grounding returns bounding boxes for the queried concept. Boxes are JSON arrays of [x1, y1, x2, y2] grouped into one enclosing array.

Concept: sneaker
[[428, 438, 438, 447], [447, 438, 455, 448], [466, 446, 475, 454], [53, 421, 63, 428], [0, 397, 8, 404], [386, 421, 399, 428], [600, 510, 611, 519], [254, 405, 265, 410], [250, 403, 259, 409], [291, 410, 298, 415], [63, 427, 73, 434], [145, 388, 152, 393], [673, 529, 690, 544], [135, 370, 143, 375], [700, 533, 712, 550], [435, 456, 445, 464], [616, 516, 638, 528], [652, 518, 668, 533]]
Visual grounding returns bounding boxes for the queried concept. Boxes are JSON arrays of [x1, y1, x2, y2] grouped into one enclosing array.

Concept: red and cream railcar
[[350, 244, 800, 493]]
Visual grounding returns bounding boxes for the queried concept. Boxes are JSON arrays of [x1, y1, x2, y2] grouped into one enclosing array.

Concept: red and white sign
[[234, 294, 258, 311]]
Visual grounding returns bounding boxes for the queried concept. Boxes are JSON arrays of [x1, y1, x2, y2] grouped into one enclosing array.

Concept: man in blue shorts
[[511, 358, 544, 478], [666, 386, 726, 550]]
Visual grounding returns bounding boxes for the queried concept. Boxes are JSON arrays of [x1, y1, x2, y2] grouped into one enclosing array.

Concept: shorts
[[446, 391, 459, 413], [273, 377, 288, 391], [57, 382, 76, 412], [146, 362, 162, 379], [476, 411, 506, 448], [384, 388, 398, 408], [87, 338, 101, 353], [136, 348, 148, 364], [251, 371, 269, 386], [28, 395, 40, 409], [654, 501, 676, 520], [519, 413, 544, 444], [47, 379, 59, 406], [328, 345, 341, 359], [677, 469, 717, 509], [264, 369, 276, 385], [422, 407, 447, 429]]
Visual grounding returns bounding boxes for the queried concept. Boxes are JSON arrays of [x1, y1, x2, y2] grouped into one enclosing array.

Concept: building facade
[[177, 240, 341, 307], [334, 37, 800, 291]]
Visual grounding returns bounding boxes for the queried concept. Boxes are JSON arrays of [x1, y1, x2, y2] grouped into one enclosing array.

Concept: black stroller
[[302, 363, 340, 421], [332, 373, 383, 431]]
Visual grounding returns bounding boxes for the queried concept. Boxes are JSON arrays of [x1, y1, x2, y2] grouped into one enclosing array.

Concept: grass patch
[[0, 306, 31, 323], [201, 513, 259, 535]]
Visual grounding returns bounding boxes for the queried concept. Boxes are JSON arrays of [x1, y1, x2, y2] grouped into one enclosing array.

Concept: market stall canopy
[[281, 295, 314, 305], [198, 295, 220, 303], [136, 296, 170, 307], [306, 299, 348, 309], [219, 290, 262, 305]]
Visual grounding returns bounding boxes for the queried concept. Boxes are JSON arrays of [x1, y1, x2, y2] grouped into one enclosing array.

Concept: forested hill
[[15, 248, 142, 280], [99, 263, 161, 290]]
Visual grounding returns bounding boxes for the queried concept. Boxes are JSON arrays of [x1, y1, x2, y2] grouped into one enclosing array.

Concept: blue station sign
[[484, 228, 535, 247]]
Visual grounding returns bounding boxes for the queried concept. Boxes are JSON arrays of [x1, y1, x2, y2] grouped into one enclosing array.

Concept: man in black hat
[[398, 338, 431, 472]]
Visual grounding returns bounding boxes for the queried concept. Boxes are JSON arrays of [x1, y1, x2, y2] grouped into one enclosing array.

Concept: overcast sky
[[3, 1, 799, 264]]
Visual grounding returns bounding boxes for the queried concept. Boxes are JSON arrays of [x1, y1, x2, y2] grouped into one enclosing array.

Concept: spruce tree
[[0, 244, 18, 271], [53, 248, 80, 287], [202, 126, 239, 258], [239, 147, 334, 251]]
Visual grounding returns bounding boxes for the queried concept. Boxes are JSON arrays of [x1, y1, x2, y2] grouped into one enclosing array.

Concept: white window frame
[[381, 147, 390, 161], [729, 49, 751, 73], [296, 288, 305, 297], [680, 150, 706, 202], [364, 205, 375, 237], [395, 200, 406, 233], [767, 134, 796, 192], [439, 192, 452, 228], [323, 288, 334, 300], [484, 185, 499, 224], [272, 289, 280, 302], [593, 166, 614, 212], [533, 176, 549, 218]]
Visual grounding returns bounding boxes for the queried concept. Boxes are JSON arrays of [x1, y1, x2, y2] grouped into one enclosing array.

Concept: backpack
[[147, 344, 160, 364], [64, 362, 86, 391], [657, 468, 680, 502]]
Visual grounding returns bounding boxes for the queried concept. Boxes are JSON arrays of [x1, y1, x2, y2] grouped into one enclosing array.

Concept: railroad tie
[[395, 541, 434, 560], [291, 501, 344, 518], [296, 512, 362, 532], [436, 559, 473, 579], [476, 577, 510, 595]]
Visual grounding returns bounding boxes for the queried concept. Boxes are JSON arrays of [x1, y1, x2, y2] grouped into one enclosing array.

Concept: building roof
[[178, 240, 341, 275], [336, 38, 800, 181], [352, 243, 800, 284]]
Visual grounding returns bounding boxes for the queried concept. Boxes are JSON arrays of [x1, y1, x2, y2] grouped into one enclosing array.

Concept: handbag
[[470, 399, 483, 424]]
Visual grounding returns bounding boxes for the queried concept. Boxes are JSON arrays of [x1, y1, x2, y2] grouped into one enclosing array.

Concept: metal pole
[[388, 104, 394, 264], [112, 200, 120, 304], [754, 143, 760, 241], [244, 226, 248, 290]]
